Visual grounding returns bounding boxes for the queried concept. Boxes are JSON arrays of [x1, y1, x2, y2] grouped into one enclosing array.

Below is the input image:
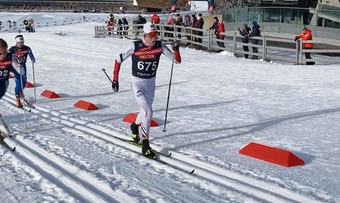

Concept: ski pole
[[163, 58, 175, 133], [102, 68, 113, 83], [19, 70, 28, 134], [32, 62, 37, 103]]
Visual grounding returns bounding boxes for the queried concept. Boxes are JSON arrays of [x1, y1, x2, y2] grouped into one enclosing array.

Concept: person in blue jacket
[[9, 34, 35, 108]]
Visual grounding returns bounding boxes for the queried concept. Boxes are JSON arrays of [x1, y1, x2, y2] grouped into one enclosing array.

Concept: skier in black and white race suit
[[0, 38, 20, 141], [111, 22, 181, 158]]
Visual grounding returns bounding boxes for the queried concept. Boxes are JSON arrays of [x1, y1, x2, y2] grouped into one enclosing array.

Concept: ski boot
[[141, 139, 156, 159], [130, 122, 140, 144], [15, 96, 23, 108]]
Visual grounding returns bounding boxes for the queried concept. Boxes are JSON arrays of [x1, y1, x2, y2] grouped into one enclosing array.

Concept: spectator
[[238, 23, 251, 58], [175, 14, 183, 39], [295, 26, 314, 65], [117, 18, 123, 37], [107, 16, 114, 35], [184, 15, 192, 45], [248, 21, 261, 59], [150, 13, 160, 25], [122, 17, 129, 36], [209, 17, 225, 48], [195, 13, 204, 44], [134, 15, 146, 35], [165, 15, 174, 38]]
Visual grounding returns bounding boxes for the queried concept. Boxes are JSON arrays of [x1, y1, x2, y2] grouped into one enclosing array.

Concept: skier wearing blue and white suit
[[111, 22, 182, 158], [9, 34, 35, 108]]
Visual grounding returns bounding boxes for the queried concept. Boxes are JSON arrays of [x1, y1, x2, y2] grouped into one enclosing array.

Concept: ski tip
[[168, 152, 172, 157], [189, 169, 195, 174], [12, 147, 16, 151]]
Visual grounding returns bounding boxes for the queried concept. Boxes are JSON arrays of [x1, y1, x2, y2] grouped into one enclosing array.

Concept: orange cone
[[41, 90, 61, 99], [239, 142, 304, 167], [123, 113, 159, 127], [74, 100, 98, 111]]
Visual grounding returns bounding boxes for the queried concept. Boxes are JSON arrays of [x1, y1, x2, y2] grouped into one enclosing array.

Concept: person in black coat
[[248, 21, 261, 59], [122, 17, 129, 36], [238, 23, 251, 58]]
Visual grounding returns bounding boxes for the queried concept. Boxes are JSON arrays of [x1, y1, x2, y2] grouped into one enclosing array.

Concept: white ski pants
[[131, 76, 156, 140]]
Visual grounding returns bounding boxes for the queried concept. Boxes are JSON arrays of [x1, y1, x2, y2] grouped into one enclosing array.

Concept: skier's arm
[[112, 43, 134, 82], [28, 47, 36, 63], [162, 42, 181, 64], [10, 53, 20, 76]]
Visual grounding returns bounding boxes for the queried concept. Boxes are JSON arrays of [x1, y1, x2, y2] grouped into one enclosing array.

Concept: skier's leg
[[132, 78, 156, 157], [0, 80, 8, 99], [0, 81, 10, 137]]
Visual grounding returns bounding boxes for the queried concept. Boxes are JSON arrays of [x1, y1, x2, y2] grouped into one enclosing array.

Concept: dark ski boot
[[130, 123, 140, 144], [141, 139, 155, 158], [16, 97, 23, 108]]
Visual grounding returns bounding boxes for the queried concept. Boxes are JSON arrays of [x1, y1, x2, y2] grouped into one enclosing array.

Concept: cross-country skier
[[111, 22, 181, 158], [0, 38, 19, 142], [9, 34, 36, 108]]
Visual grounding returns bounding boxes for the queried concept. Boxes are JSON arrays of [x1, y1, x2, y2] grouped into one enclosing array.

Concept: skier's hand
[[294, 36, 298, 41], [171, 41, 180, 52], [112, 81, 119, 92]]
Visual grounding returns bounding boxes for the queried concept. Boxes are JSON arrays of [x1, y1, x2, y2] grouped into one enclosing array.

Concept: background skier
[[9, 34, 36, 108]]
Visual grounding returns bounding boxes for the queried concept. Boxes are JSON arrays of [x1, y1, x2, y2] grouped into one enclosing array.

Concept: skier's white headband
[[15, 36, 24, 43]]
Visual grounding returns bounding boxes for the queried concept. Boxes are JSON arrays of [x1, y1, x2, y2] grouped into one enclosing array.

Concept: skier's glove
[[294, 36, 298, 41], [112, 81, 119, 92], [171, 41, 180, 52]]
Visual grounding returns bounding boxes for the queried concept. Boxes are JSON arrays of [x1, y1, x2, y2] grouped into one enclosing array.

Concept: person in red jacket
[[209, 17, 225, 48], [217, 19, 225, 48], [150, 13, 160, 25], [295, 26, 314, 65]]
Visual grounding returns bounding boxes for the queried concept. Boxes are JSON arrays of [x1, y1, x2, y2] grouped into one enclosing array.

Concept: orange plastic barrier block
[[123, 113, 159, 127], [25, 81, 34, 88], [74, 100, 98, 111], [239, 142, 304, 167], [41, 90, 61, 99]]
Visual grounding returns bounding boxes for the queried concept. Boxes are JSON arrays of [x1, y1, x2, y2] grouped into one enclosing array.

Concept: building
[[311, 0, 340, 28]]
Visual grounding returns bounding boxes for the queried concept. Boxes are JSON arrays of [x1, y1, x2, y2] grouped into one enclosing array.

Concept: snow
[[1, 12, 340, 203]]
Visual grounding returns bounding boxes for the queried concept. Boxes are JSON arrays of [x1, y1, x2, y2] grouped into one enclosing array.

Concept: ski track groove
[[2, 96, 136, 203], [3, 94, 322, 203]]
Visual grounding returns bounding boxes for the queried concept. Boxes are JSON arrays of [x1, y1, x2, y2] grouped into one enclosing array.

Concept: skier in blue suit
[[9, 34, 35, 108]]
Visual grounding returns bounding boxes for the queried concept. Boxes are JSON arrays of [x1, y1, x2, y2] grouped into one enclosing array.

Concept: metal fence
[[95, 22, 340, 65]]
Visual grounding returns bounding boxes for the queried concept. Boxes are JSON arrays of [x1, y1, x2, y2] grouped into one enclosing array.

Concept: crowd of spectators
[[0, 2, 136, 13]]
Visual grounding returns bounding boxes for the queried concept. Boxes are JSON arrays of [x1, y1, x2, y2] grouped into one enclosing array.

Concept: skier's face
[[16, 41, 24, 48], [144, 31, 158, 47], [0, 47, 7, 61]]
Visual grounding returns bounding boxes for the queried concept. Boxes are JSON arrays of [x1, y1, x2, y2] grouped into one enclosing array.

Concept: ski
[[117, 136, 172, 162], [123, 138, 195, 174], [9, 103, 32, 112], [22, 98, 35, 109], [0, 137, 16, 151], [0, 115, 11, 135]]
